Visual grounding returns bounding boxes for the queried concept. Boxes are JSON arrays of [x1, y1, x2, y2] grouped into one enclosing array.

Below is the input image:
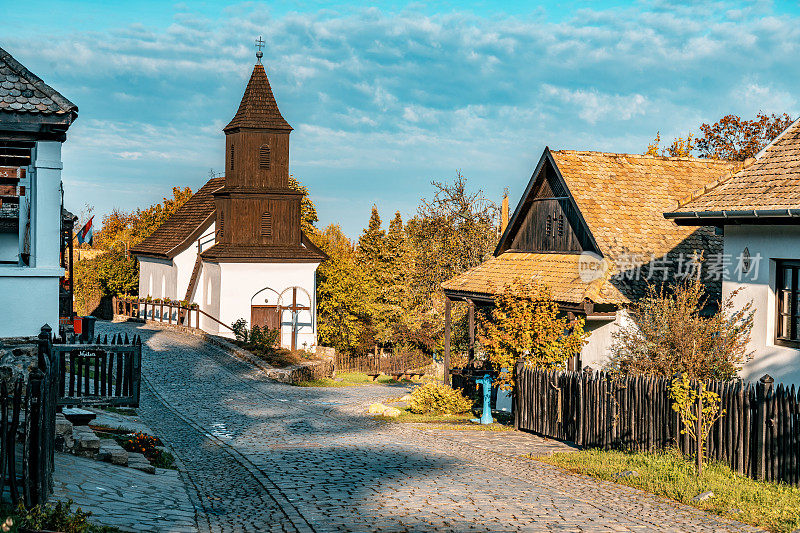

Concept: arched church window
[[230, 144, 234, 171], [261, 212, 273, 237], [259, 144, 271, 170]]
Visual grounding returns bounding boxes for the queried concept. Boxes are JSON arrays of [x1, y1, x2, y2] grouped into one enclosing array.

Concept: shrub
[[479, 280, 588, 389], [408, 382, 472, 414], [16, 499, 92, 533], [609, 278, 754, 380], [121, 432, 169, 466]]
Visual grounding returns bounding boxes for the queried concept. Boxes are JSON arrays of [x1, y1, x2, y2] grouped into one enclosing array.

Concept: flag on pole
[[76, 216, 94, 246]]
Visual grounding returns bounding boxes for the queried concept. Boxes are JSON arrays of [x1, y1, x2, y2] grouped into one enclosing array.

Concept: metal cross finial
[[255, 36, 265, 63]]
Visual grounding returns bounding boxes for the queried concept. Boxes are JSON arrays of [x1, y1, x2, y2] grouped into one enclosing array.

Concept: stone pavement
[[52, 453, 196, 532], [76, 321, 759, 533]]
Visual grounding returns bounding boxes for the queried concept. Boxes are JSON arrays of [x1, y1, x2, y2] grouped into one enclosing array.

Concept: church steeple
[[224, 63, 292, 132]]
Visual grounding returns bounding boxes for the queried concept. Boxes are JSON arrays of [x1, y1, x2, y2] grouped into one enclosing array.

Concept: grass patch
[[375, 407, 513, 430], [295, 372, 403, 387], [534, 448, 800, 532]]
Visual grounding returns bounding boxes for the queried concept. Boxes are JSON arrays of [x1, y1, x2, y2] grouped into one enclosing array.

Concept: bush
[[15, 499, 92, 533], [609, 278, 754, 380], [408, 382, 472, 414]]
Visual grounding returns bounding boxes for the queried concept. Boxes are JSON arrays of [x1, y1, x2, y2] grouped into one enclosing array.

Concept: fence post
[[513, 358, 524, 431], [756, 374, 774, 480]]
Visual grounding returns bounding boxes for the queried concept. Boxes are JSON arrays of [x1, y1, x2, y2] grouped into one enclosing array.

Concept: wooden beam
[[468, 299, 475, 365], [444, 297, 451, 386]]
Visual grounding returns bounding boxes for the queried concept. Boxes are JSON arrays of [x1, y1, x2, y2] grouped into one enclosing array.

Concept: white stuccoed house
[[0, 47, 77, 338], [665, 118, 800, 386], [132, 52, 326, 350]]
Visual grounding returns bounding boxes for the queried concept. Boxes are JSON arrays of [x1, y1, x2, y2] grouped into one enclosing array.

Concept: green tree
[[479, 280, 588, 389]]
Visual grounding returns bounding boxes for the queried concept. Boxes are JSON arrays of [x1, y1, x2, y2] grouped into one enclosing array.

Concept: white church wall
[[217, 262, 320, 349], [199, 261, 221, 334], [174, 222, 215, 302], [723, 225, 800, 386], [138, 257, 176, 299]]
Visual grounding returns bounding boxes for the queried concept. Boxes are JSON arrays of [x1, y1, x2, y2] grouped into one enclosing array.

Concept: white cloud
[[6, 1, 800, 236]]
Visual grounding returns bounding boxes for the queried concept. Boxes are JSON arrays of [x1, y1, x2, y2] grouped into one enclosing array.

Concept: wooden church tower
[[202, 50, 315, 262]]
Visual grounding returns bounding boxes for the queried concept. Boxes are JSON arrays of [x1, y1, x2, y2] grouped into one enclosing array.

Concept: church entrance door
[[250, 305, 282, 344]]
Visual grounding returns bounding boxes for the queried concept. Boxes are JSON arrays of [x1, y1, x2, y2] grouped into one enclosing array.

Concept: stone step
[[127, 452, 155, 474], [97, 439, 129, 466], [72, 425, 101, 458]]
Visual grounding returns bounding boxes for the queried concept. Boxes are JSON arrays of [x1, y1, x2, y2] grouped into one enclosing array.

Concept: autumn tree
[[696, 112, 794, 161], [479, 280, 588, 389], [645, 112, 794, 161], [608, 278, 754, 380], [289, 174, 319, 234], [315, 224, 375, 353], [407, 172, 498, 300]]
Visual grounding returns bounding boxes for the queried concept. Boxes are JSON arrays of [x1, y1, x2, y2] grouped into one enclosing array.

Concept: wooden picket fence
[[335, 350, 432, 375], [514, 364, 800, 485], [52, 333, 142, 408]]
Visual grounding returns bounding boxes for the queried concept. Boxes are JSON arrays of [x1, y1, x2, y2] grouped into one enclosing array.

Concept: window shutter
[[230, 144, 234, 171], [261, 212, 272, 237], [557, 214, 565, 237], [259, 144, 271, 170]]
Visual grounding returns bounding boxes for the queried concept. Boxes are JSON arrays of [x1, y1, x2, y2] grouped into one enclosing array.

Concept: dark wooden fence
[[0, 326, 59, 506], [52, 333, 142, 408], [515, 365, 800, 485], [335, 351, 433, 375]]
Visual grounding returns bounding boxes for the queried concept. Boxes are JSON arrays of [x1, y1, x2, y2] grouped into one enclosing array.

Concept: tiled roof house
[[665, 118, 800, 385], [442, 147, 737, 371], [0, 46, 77, 336]]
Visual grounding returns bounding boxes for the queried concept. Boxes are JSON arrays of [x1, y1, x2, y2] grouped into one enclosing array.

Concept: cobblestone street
[[97, 321, 758, 532]]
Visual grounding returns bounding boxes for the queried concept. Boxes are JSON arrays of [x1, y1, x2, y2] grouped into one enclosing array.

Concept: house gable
[[496, 148, 601, 256]]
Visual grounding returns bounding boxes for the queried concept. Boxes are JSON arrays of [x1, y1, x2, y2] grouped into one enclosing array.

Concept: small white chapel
[[132, 48, 326, 350]]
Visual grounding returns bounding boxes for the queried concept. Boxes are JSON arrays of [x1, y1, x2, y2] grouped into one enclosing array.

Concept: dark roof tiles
[[0, 47, 77, 117]]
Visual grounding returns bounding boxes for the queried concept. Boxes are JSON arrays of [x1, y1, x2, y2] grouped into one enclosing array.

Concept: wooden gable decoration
[[495, 148, 601, 257]]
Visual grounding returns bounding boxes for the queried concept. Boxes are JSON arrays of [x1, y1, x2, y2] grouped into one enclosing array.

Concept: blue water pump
[[471, 373, 494, 425]]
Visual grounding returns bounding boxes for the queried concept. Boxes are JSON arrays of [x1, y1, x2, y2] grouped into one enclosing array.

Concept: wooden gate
[[52, 334, 142, 407], [251, 305, 282, 342]]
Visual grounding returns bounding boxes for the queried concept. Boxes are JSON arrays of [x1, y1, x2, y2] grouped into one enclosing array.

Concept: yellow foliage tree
[[479, 280, 588, 389]]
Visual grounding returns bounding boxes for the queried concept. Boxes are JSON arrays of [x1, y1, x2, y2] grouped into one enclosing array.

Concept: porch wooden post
[[467, 299, 475, 365], [444, 297, 451, 386]]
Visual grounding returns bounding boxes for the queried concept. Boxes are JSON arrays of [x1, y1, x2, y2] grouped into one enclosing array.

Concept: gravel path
[[99, 321, 759, 533]]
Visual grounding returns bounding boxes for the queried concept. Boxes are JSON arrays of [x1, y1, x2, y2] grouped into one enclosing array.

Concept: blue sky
[[3, 0, 800, 237]]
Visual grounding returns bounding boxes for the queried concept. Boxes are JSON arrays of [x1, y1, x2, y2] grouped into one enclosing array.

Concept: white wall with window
[[722, 224, 800, 385]]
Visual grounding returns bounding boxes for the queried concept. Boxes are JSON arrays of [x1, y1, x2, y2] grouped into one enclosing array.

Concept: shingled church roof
[[224, 63, 292, 132], [131, 177, 224, 259]]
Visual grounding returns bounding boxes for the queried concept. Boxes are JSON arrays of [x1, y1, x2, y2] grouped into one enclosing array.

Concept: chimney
[[501, 194, 509, 234]]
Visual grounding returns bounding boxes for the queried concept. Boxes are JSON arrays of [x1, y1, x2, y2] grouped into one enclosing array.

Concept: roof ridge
[[0, 46, 78, 115], [673, 159, 754, 210], [552, 149, 733, 164]]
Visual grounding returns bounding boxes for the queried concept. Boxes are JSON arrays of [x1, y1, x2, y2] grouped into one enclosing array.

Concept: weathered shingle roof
[[444, 149, 736, 305], [666, 118, 800, 216], [131, 178, 223, 259], [551, 150, 737, 259], [442, 252, 625, 305], [224, 63, 292, 132], [0, 46, 77, 117]]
